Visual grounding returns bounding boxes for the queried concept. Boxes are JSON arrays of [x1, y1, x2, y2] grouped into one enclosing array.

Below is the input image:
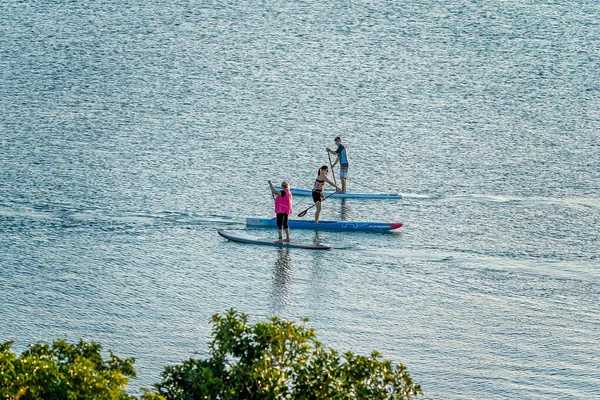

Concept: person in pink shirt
[[268, 180, 293, 242]]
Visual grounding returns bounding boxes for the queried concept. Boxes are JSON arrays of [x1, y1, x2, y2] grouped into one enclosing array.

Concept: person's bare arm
[[324, 177, 341, 192], [268, 181, 281, 196]]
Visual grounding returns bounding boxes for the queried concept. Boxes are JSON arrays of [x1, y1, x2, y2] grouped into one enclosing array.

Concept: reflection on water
[[271, 248, 293, 313], [3, 1, 598, 398], [312, 230, 326, 244], [310, 230, 329, 267], [340, 199, 350, 221]]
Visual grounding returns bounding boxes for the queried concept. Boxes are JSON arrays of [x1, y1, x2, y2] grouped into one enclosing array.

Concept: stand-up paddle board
[[246, 218, 402, 232], [218, 230, 332, 250], [275, 186, 402, 199]]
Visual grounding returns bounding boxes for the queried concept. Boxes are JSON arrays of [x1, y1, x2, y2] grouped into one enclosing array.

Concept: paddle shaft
[[269, 181, 276, 219], [327, 151, 338, 189], [297, 190, 337, 217]]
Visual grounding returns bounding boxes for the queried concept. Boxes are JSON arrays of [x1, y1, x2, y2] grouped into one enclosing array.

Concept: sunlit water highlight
[[1, 1, 599, 398]]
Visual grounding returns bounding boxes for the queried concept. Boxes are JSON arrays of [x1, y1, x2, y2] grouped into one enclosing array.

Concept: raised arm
[[268, 180, 281, 196]]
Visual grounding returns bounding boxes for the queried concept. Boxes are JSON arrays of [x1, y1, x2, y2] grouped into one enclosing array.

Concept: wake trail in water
[[414, 193, 600, 209], [0, 204, 246, 230], [362, 246, 600, 281]]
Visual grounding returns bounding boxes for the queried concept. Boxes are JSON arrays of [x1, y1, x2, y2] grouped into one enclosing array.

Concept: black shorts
[[312, 190, 323, 203], [276, 213, 289, 229]]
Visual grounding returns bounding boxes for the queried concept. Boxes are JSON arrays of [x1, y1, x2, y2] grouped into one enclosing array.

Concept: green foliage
[[0, 339, 137, 400], [151, 309, 422, 399], [1, 311, 422, 399]]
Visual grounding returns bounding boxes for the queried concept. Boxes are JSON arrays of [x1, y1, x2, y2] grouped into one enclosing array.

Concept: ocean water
[[1, 1, 599, 398]]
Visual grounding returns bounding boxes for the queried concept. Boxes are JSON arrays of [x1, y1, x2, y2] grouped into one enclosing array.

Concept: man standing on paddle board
[[327, 136, 349, 193], [268, 180, 293, 243]]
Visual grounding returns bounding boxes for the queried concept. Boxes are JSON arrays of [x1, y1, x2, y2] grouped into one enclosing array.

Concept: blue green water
[[1, 1, 599, 398]]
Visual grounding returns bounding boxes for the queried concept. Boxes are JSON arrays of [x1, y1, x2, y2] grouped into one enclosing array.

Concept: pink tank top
[[274, 189, 293, 214]]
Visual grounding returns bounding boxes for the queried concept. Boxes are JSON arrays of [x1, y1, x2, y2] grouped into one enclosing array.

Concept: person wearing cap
[[268, 180, 293, 242], [326, 136, 349, 193]]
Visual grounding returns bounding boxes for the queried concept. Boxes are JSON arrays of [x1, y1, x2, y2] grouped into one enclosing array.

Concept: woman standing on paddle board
[[268, 180, 293, 243], [312, 165, 340, 223]]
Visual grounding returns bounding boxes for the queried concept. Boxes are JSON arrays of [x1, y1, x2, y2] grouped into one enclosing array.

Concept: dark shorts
[[312, 190, 323, 203], [276, 213, 289, 229]]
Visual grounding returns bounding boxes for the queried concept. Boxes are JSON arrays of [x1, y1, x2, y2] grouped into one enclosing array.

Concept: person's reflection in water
[[311, 231, 329, 262], [309, 231, 329, 286], [312, 230, 326, 244], [271, 248, 293, 313], [340, 198, 350, 221]]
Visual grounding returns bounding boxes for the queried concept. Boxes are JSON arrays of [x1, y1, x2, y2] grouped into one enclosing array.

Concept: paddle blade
[[297, 209, 308, 217]]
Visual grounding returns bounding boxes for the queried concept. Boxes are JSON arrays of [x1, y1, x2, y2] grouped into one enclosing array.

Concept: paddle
[[297, 190, 337, 218], [327, 151, 338, 190], [269, 181, 276, 201], [268, 180, 276, 220]]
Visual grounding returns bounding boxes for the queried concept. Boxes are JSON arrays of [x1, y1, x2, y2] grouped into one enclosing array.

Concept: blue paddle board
[[246, 218, 403, 232], [275, 186, 402, 199]]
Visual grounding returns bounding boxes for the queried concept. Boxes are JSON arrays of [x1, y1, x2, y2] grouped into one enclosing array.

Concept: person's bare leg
[[314, 202, 322, 223], [341, 178, 347, 193], [284, 228, 290, 242]]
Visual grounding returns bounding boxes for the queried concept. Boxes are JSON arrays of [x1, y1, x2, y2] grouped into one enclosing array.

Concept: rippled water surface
[[1, 1, 599, 398]]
